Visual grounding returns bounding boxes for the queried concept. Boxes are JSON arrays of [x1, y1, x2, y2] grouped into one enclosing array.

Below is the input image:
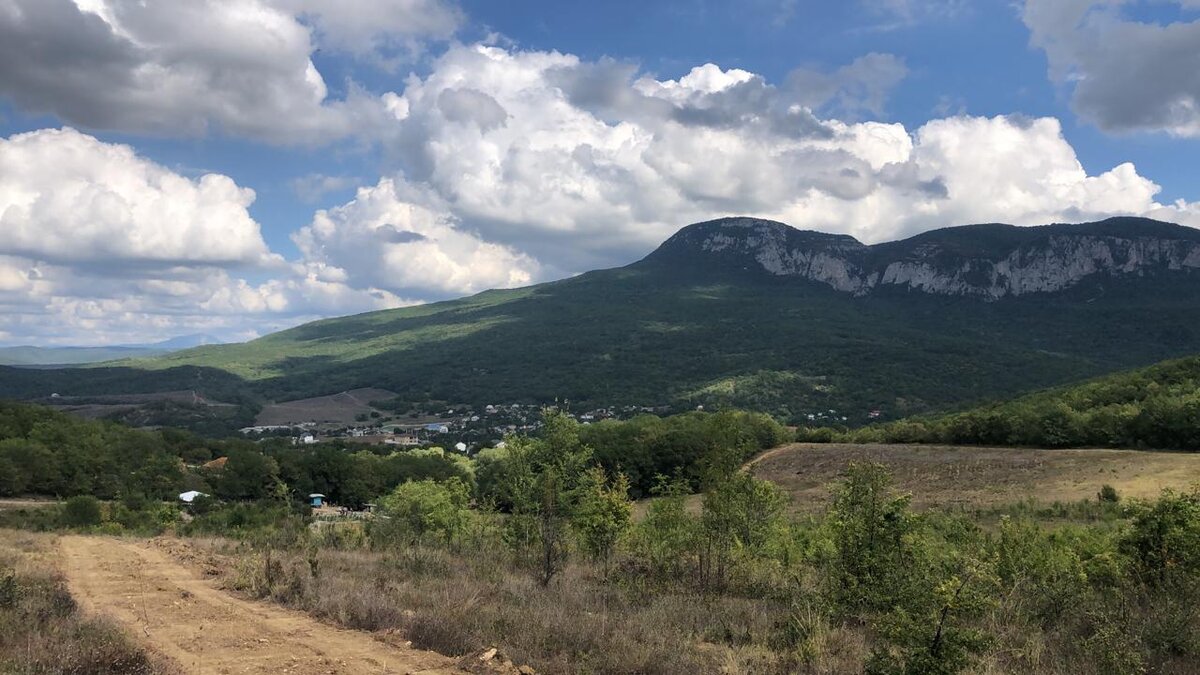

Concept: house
[[385, 434, 421, 447], [454, 441, 468, 453], [299, 434, 317, 445], [309, 493, 326, 507], [178, 490, 207, 504], [424, 423, 449, 434]]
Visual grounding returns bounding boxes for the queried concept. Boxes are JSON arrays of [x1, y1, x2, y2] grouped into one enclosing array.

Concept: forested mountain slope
[[4, 216, 1200, 424]]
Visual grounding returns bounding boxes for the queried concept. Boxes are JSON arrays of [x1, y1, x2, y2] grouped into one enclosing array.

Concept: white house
[[178, 490, 207, 504], [454, 441, 468, 453]]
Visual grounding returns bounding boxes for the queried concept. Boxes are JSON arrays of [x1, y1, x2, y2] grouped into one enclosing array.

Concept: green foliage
[[825, 463, 919, 614], [0, 401, 183, 499], [628, 476, 699, 581], [62, 495, 102, 528], [501, 411, 595, 585], [375, 478, 472, 546], [583, 410, 789, 496], [181, 500, 310, 545], [16, 225, 1200, 427], [839, 355, 1200, 449], [1099, 483, 1122, 503], [698, 471, 787, 590], [572, 467, 632, 570], [1121, 488, 1200, 582], [211, 449, 281, 501], [868, 556, 999, 675]]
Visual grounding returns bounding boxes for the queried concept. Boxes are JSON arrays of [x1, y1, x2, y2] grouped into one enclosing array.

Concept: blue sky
[[0, 0, 1198, 345]]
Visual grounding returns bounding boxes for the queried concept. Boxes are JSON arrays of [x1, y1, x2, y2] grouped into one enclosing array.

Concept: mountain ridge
[[5, 215, 1200, 429], [639, 216, 1200, 298]]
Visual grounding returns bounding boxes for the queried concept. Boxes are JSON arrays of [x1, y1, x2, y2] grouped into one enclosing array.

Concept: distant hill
[[4, 216, 1200, 426], [831, 355, 1200, 449], [0, 334, 222, 367]]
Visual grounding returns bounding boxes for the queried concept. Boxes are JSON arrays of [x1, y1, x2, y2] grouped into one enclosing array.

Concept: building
[[178, 490, 207, 504], [309, 493, 326, 507], [385, 434, 421, 447]]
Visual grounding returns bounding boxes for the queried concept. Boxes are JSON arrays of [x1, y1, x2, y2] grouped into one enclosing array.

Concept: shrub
[[825, 463, 918, 614], [62, 496, 103, 528], [1121, 488, 1200, 582], [1098, 484, 1121, 503]]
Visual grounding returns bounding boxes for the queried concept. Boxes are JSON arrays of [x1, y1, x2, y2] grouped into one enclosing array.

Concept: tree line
[[799, 355, 1200, 450]]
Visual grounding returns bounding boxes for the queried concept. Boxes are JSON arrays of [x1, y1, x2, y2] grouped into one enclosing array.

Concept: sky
[[1, 0, 1199, 346]]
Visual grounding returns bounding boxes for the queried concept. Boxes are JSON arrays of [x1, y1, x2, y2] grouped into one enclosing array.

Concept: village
[[236, 401, 675, 456]]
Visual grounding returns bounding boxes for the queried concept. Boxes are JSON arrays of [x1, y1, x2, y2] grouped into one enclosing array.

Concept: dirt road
[[60, 536, 464, 675]]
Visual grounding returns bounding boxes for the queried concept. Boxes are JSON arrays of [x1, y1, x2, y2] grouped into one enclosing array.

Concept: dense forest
[[0, 401, 787, 504], [802, 355, 1200, 449]]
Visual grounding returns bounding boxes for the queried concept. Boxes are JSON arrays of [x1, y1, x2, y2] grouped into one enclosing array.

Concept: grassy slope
[[7, 264, 1200, 419], [6, 259, 1200, 423]]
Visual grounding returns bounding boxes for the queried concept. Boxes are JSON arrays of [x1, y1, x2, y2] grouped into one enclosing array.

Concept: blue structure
[[309, 493, 325, 507]]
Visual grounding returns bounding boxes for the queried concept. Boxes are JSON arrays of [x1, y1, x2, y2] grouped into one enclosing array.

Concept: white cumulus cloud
[[293, 178, 539, 298], [1023, 0, 1200, 137], [0, 128, 272, 266], [0, 128, 406, 345], [368, 42, 1200, 275], [0, 0, 458, 143]]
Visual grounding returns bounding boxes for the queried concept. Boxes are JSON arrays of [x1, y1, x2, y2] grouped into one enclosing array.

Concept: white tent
[[178, 490, 207, 503]]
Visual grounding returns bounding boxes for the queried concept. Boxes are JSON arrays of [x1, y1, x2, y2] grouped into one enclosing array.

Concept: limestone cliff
[[642, 216, 1200, 298]]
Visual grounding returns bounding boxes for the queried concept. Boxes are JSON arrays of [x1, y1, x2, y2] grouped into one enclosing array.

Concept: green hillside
[[831, 355, 1200, 449], [4, 217, 1200, 426]]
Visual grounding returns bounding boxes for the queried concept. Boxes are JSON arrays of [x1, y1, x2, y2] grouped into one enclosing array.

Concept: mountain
[[125, 334, 224, 351], [4, 216, 1200, 425], [0, 334, 224, 367], [644, 216, 1200, 298], [0, 345, 161, 367]]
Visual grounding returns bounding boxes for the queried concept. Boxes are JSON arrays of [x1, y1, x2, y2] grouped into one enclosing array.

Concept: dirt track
[[60, 536, 463, 675]]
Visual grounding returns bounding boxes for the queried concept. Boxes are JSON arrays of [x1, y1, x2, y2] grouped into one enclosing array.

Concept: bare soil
[[255, 388, 396, 426], [749, 443, 1200, 512], [0, 498, 60, 510], [60, 535, 463, 675]]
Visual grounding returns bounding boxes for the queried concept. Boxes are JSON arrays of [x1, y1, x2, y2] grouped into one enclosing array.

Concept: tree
[[699, 471, 786, 590], [376, 478, 472, 546], [501, 410, 593, 586], [630, 475, 698, 581], [212, 449, 280, 501], [868, 556, 998, 675], [573, 467, 632, 575], [827, 462, 918, 613]]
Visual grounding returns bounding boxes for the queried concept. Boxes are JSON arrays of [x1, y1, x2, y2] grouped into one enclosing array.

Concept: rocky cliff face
[[643, 216, 1200, 299]]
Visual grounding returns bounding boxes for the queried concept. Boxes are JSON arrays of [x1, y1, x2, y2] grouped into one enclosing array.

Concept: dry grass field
[[749, 443, 1200, 512]]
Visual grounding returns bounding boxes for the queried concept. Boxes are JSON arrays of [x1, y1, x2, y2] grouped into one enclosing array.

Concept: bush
[[1098, 484, 1121, 503], [1121, 488, 1200, 582], [62, 496, 103, 528], [374, 478, 472, 546]]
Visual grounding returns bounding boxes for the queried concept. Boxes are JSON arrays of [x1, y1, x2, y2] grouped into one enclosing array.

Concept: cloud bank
[[1023, 0, 1200, 137], [1, 2, 1199, 344]]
